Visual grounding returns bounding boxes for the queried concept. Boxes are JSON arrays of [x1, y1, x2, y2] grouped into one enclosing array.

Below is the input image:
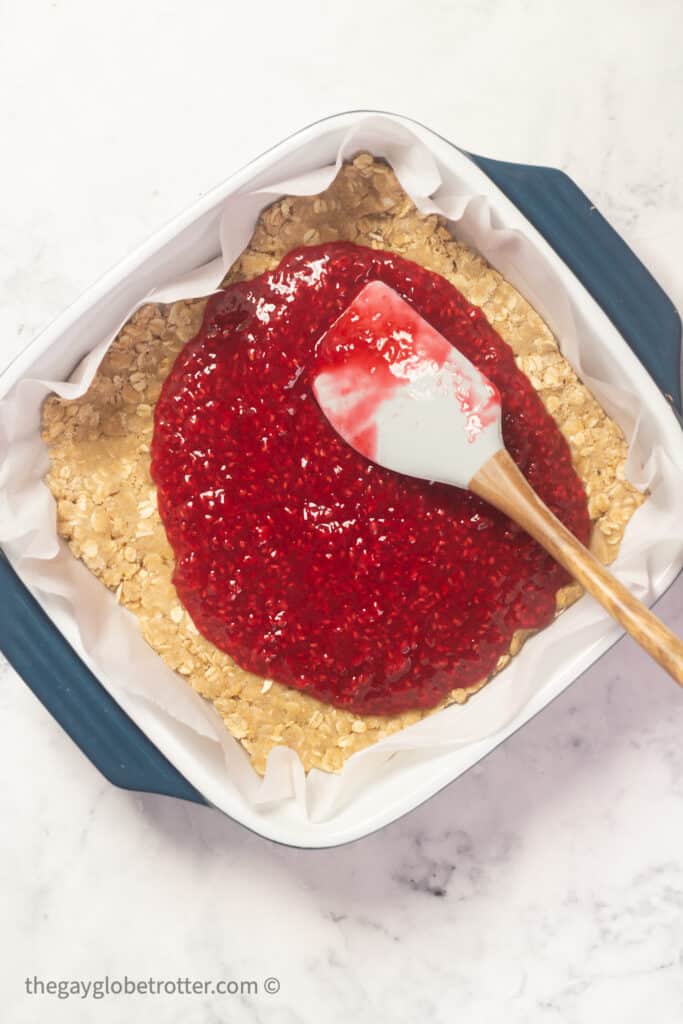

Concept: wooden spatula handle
[[471, 449, 683, 686]]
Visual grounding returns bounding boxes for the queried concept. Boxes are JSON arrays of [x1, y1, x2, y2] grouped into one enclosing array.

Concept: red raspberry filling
[[151, 243, 590, 715]]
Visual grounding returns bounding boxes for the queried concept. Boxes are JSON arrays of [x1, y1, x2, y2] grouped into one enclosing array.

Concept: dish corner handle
[[0, 555, 206, 806], [465, 153, 682, 414]]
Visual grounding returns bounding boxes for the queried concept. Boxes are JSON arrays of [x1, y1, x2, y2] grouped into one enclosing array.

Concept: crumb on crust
[[42, 156, 645, 774]]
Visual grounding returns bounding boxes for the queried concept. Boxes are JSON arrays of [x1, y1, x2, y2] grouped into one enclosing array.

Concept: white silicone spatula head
[[312, 281, 504, 488], [312, 280, 683, 690]]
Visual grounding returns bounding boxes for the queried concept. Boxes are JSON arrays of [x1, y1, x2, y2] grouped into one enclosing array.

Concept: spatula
[[312, 280, 683, 685]]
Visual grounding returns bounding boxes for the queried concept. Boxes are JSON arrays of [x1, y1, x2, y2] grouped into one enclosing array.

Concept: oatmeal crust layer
[[42, 155, 645, 774]]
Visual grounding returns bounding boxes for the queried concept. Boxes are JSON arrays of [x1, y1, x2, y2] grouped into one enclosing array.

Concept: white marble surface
[[2, 1, 683, 1020]]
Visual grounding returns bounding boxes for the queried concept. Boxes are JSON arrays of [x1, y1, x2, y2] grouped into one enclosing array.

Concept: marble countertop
[[2, 1, 682, 1020]]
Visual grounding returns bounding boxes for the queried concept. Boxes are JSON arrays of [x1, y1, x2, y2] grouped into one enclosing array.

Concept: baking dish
[[1, 111, 681, 847]]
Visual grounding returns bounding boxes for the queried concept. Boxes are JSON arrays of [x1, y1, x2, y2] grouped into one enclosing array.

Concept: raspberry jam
[[151, 243, 590, 715]]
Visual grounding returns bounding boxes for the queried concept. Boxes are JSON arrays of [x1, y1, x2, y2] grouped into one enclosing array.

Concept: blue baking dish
[[1, 111, 681, 837]]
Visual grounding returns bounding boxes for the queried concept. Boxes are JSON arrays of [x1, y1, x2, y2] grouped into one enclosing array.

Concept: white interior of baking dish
[[2, 112, 683, 847]]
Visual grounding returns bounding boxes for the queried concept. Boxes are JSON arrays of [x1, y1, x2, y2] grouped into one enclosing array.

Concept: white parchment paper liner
[[2, 115, 682, 825]]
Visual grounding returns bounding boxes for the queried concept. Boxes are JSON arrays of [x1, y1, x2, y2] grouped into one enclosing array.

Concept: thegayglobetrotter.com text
[[25, 975, 281, 1000]]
